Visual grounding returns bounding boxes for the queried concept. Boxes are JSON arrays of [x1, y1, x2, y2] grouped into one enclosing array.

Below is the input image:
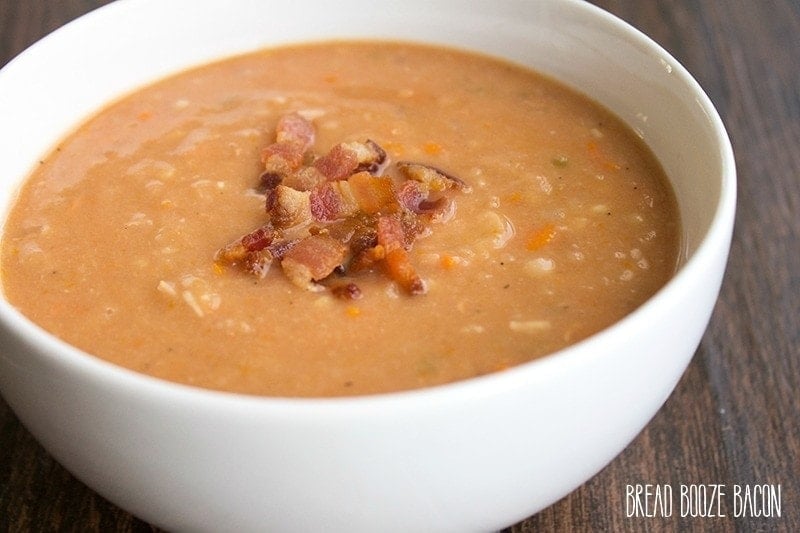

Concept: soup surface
[[1, 42, 680, 397]]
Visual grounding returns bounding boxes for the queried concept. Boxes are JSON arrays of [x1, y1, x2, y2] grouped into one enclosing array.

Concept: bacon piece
[[259, 113, 316, 188], [321, 218, 354, 244], [353, 140, 388, 174], [243, 250, 273, 278], [397, 180, 455, 221], [396, 180, 428, 213], [240, 226, 273, 252], [267, 185, 312, 229], [261, 141, 304, 171], [330, 281, 363, 300], [314, 140, 388, 181], [328, 215, 379, 272], [216, 225, 274, 262], [347, 171, 396, 214], [267, 237, 299, 260], [282, 166, 326, 191], [281, 234, 348, 291], [313, 143, 359, 181], [397, 161, 471, 192], [215, 225, 277, 278], [275, 112, 315, 147], [376, 214, 407, 250], [307, 171, 395, 224], [309, 180, 359, 222], [376, 215, 426, 295], [309, 183, 339, 222], [258, 169, 283, 191], [260, 142, 304, 189]]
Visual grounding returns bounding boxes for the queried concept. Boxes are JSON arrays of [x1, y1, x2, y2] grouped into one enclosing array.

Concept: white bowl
[[0, 0, 735, 531]]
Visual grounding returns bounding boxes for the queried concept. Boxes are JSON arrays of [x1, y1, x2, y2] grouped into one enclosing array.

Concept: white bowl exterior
[[0, 0, 735, 531]]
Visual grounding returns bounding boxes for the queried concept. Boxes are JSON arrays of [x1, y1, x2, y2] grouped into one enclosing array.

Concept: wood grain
[[1, 1, 797, 531]]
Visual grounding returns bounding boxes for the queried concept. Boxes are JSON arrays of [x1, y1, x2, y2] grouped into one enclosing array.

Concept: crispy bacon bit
[[215, 225, 276, 278], [282, 166, 326, 191], [313, 143, 359, 181], [275, 112, 316, 147], [215, 242, 247, 265], [309, 180, 359, 222], [261, 141, 304, 172], [376, 214, 407, 251], [244, 249, 273, 278], [268, 185, 312, 229], [241, 226, 273, 252], [397, 161, 472, 192], [358, 140, 388, 174], [309, 182, 341, 222], [281, 234, 347, 290], [267, 238, 299, 260], [330, 281, 363, 300], [258, 169, 283, 191], [258, 113, 316, 189], [396, 180, 429, 213], [396, 171, 457, 221], [217, 112, 470, 296], [216, 225, 274, 263], [313, 140, 388, 181], [347, 172, 396, 214]]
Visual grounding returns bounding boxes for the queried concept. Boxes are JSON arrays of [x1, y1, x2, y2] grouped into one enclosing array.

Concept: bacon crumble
[[216, 112, 469, 296]]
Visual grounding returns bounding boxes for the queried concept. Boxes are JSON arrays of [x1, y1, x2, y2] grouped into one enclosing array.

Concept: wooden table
[[1, 1, 797, 531]]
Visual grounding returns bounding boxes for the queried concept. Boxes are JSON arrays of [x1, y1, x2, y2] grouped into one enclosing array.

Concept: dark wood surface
[[1, 1, 797, 531]]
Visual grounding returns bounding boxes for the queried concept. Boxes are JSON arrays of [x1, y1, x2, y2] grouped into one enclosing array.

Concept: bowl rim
[[0, 0, 736, 412]]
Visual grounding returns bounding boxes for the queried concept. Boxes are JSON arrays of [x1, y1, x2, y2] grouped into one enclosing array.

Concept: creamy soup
[[1, 42, 680, 397]]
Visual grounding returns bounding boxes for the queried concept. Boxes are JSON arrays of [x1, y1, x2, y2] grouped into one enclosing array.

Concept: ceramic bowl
[[0, 0, 735, 531]]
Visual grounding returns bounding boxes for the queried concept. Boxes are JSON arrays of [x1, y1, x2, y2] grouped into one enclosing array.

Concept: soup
[[0, 41, 680, 397]]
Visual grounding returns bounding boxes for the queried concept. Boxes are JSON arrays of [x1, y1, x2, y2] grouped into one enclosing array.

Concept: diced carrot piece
[[385, 248, 426, 295], [423, 141, 442, 155], [440, 254, 457, 270], [348, 172, 396, 214], [526, 223, 556, 251], [506, 191, 523, 204]]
